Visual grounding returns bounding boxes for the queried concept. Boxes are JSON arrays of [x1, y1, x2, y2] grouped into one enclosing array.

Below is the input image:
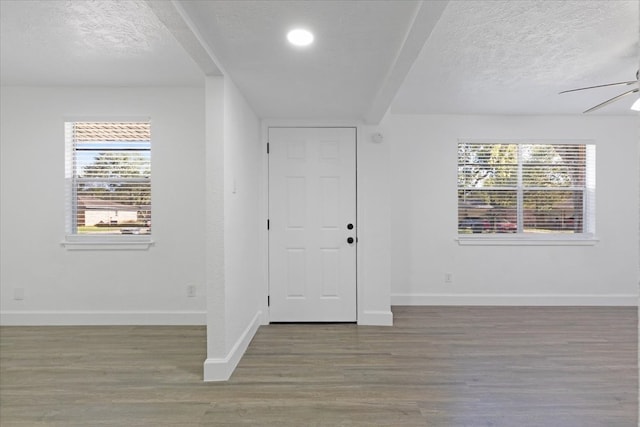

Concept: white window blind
[[65, 121, 151, 236], [458, 142, 595, 237]]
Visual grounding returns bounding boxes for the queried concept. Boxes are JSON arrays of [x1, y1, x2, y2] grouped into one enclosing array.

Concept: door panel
[[268, 127, 356, 322]]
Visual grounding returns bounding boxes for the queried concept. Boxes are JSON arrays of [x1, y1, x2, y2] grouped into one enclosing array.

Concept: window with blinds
[[458, 142, 595, 237], [65, 121, 151, 236]]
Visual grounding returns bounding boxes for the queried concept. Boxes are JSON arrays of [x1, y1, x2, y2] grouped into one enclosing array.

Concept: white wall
[[358, 125, 393, 324], [203, 76, 264, 381], [222, 77, 263, 351], [388, 114, 639, 305], [0, 86, 207, 324]]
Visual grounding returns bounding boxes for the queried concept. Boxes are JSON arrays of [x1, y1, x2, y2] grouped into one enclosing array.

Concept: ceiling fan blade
[[559, 80, 637, 94], [583, 88, 639, 113]]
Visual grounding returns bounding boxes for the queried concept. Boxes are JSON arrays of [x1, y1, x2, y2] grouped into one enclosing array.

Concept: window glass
[[65, 122, 151, 236], [457, 142, 594, 236]]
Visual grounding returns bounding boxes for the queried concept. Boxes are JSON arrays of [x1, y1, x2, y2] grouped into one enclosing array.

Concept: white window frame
[[62, 118, 154, 250], [456, 139, 597, 246]]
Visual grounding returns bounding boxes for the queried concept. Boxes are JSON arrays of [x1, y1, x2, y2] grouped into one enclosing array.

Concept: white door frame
[[265, 125, 358, 322], [265, 125, 359, 322]]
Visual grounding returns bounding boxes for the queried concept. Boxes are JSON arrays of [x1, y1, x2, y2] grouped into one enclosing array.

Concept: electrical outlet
[[14, 287, 24, 300], [187, 285, 196, 298], [444, 273, 453, 283]]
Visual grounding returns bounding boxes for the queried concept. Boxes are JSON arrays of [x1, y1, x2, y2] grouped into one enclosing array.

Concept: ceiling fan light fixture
[[287, 28, 314, 47], [560, 70, 639, 113]]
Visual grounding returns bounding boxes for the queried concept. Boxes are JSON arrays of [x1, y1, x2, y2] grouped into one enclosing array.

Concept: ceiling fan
[[559, 70, 639, 113]]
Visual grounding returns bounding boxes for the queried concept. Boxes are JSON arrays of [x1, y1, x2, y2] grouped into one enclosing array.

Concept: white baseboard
[[358, 310, 394, 326], [391, 294, 638, 306], [0, 310, 207, 326], [203, 310, 262, 382]]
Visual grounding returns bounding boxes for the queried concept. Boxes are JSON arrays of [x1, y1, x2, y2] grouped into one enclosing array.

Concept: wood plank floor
[[1, 306, 637, 426]]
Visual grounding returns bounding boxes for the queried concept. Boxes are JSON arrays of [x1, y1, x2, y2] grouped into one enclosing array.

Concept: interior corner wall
[[204, 76, 226, 360], [388, 114, 639, 306], [203, 76, 263, 381], [0, 86, 207, 325], [222, 77, 263, 355]]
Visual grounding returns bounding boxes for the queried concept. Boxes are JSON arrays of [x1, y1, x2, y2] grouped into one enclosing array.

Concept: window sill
[[456, 235, 599, 246], [61, 236, 154, 251]]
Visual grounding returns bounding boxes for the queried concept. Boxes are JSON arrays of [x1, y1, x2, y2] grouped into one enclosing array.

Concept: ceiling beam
[[145, 0, 223, 77], [364, 0, 448, 125]]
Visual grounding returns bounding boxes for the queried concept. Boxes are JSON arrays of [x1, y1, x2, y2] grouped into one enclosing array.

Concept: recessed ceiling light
[[287, 29, 314, 47]]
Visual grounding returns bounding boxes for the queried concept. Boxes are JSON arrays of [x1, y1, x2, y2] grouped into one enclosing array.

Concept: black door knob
[[347, 223, 354, 230], [347, 237, 354, 244]]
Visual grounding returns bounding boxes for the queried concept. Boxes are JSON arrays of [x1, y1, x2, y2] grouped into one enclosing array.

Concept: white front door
[[268, 127, 357, 322]]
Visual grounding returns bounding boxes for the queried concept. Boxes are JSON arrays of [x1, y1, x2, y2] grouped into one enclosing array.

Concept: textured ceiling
[[0, 0, 203, 86], [1, 0, 638, 117], [392, 0, 640, 115]]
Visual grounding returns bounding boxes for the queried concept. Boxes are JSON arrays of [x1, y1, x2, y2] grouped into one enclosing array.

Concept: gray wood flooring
[[1, 306, 637, 426]]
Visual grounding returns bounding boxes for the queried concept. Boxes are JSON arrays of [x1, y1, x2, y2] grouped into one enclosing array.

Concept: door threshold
[[269, 321, 357, 325]]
